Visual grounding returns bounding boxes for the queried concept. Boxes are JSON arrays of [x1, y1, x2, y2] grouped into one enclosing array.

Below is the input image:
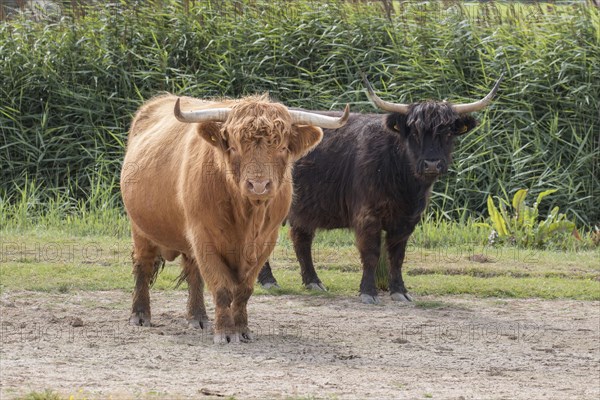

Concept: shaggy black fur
[[258, 103, 477, 299]]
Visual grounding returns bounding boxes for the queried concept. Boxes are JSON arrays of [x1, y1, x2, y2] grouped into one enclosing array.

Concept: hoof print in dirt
[[360, 294, 381, 304], [214, 332, 241, 345], [129, 313, 151, 327], [391, 292, 412, 302], [306, 282, 327, 291]]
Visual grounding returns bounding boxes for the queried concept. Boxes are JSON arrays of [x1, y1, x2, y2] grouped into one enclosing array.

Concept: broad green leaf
[[498, 201, 511, 227], [512, 189, 528, 226], [522, 206, 534, 228], [536, 189, 558, 210], [536, 221, 551, 244], [487, 196, 508, 237], [546, 206, 560, 224], [547, 220, 576, 236]]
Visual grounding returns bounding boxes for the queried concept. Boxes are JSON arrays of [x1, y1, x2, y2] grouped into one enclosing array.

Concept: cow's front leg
[[386, 231, 413, 302], [355, 218, 382, 304], [232, 284, 254, 342], [194, 244, 240, 344], [212, 287, 239, 344], [291, 225, 326, 291]]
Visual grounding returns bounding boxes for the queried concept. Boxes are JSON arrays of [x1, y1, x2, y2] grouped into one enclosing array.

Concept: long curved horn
[[174, 98, 231, 123], [289, 104, 350, 129], [452, 74, 504, 114], [362, 74, 410, 115]]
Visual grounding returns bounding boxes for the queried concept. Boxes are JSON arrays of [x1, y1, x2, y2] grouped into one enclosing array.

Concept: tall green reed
[[1, 1, 598, 225]]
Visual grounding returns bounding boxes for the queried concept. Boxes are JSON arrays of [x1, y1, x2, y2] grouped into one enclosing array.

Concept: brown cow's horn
[[174, 98, 231, 123], [451, 73, 504, 114], [288, 104, 350, 129], [362, 74, 410, 115]]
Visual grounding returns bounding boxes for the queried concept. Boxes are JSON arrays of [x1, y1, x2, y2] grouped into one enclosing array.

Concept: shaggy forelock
[[407, 102, 458, 133], [223, 94, 291, 147]]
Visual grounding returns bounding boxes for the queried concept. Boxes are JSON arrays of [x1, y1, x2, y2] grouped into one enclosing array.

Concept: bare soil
[[1, 291, 599, 399]]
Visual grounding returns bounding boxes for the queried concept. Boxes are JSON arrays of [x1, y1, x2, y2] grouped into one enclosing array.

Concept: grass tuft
[[18, 390, 63, 400]]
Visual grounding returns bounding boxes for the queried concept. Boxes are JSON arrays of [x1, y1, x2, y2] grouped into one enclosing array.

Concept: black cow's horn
[[363, 73, 504, 115], [362, 74, 410, 115], [289, 104, 350, 129], [451, 74, 504, 114], [174, 98, 231, 123]]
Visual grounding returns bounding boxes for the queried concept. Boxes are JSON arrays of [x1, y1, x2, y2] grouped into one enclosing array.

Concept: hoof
[[360, 294, 381, 304], [306, 282, 327, 291], [391, 292, 412, 302], [213, 332, 241, 345], [261, 282, 280, 290], [129, 312, 151, 327], [187, 318, 211, 330], [240, 330, 254, 343]]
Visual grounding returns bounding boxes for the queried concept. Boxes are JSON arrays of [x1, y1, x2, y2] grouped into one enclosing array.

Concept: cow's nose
[[423, 160, 443, 174], [246, 178, 272, 195]]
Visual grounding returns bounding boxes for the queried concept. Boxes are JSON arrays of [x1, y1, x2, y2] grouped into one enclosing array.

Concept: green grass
[[413, 300, 449, 309], [1, 183, 597, 300], [0, 178, 128, 236], [17, 391, 63, 400], [1, 223, 598, 300]]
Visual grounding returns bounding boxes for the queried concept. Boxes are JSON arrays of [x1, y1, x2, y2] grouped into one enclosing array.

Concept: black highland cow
[[258, 75, 502, 303]]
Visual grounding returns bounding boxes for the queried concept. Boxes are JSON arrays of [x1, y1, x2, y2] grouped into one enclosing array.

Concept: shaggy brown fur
[[121, 94, 323, 343]]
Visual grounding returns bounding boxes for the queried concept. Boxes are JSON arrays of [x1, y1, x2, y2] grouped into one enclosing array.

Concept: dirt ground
[[1, 290, 599, 399]]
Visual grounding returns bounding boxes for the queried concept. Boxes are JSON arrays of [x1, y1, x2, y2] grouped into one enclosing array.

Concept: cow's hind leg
[[257, 260, 279, 289], [291, 226, 325, 291], [181, 254, 210, 329], [130, 228, 163, 326]]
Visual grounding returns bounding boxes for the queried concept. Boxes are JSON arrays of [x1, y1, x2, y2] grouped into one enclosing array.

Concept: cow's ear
[[197, 122, 228, 150], [454, 115, 478, 136], [289, 126, 324, 160], [384, 114, 409, 136]]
